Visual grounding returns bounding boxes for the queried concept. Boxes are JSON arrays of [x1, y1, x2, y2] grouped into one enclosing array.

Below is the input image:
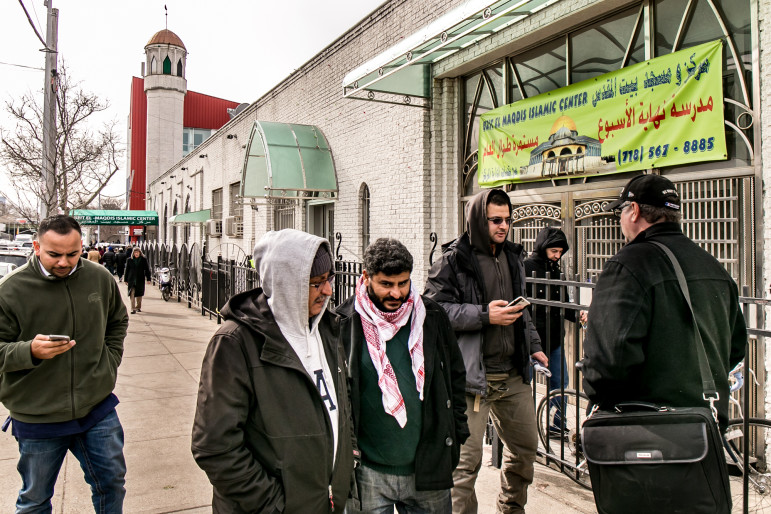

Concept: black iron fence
[[138, 240, 768, 509]]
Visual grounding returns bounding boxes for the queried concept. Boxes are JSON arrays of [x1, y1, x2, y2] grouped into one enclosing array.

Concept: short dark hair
[[363, 238, 413, 276], [638, 204, 681, 224], [487, 189, 511, 210], [38, 215, 81, 238]]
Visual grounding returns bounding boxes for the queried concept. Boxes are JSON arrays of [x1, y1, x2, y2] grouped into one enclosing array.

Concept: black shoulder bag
[[581, 241, 731, 514]]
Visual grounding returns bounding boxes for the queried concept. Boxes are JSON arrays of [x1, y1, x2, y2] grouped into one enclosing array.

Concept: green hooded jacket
[[0, 256, 128, 423]]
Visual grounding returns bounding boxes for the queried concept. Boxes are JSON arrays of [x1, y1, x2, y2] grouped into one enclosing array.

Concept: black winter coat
[[192, 289, 355, 513], [115, 251, 128, 272], [337, 295, 469, 492], [425, 233, 542, 395], [124, 256, 151, 296], [582, 223, 746, 429], [524, 228, 575, 352]]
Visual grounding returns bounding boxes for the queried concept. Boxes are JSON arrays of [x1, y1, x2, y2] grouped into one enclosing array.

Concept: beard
[[367, 284, 407, 313]]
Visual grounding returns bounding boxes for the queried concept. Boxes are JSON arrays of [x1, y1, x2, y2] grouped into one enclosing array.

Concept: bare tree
[[0, 63, 123, 223]]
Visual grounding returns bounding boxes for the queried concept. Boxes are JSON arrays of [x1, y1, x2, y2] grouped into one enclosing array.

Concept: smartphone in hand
[[506, 296, 530, 308], [47, 335, 71, 344]]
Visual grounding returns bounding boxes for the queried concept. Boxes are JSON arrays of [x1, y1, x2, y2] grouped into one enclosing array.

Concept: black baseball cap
[[604, 174, 681, 211]]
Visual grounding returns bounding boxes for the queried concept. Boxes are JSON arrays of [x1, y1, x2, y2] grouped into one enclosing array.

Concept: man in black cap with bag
[[581, 174, 746, 512]]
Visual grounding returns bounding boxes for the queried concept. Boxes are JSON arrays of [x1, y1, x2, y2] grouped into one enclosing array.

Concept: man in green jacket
[[0, 215, 129, 513]]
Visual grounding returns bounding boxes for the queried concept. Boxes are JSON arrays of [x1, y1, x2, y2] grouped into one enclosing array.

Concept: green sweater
[[0, 256, 128, 422], [357, 323, 422, 475]]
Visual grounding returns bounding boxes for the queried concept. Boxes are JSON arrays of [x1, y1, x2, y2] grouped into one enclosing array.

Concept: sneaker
[[131, 310, 136, 314], [137, 308, 141, 312]]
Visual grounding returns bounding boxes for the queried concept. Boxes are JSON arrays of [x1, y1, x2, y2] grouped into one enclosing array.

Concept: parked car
[[0, 262, 18, 278], [0, 251, 30, 269]]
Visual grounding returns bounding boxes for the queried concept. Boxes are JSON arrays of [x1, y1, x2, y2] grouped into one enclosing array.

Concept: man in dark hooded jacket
[[425, 189, 545, 514], [523, 228, 577, 396], [192, 229, 355, 513]]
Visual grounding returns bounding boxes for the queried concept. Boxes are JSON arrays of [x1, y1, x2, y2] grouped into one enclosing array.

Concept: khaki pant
[[451, 374, 538, 514], [129, 291, 143, 311]]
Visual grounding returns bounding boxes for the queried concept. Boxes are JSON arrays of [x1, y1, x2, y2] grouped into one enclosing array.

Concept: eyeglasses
[[612, 201, 632, 218], [487, 217, 513, 225], [309, 275, 335, 290]]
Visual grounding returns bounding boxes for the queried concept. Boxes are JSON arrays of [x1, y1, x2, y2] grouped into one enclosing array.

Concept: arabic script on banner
[[478, 39, 726, 187]]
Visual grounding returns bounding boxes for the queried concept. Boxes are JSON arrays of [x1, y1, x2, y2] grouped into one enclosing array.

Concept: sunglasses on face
[[612, 201, 632, 218], [487, 217, 513, 226]]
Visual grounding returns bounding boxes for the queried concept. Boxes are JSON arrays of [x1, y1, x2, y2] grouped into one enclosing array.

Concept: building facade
[[127, 29, 240, 242], [141, 0, 766, 299]]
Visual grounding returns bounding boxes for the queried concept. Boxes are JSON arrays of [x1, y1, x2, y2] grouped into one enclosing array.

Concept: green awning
[[70, 210, 159, 226], [168, 209, 211, 224], [241, 121, 338, 201], [342, 0, 560, 105]]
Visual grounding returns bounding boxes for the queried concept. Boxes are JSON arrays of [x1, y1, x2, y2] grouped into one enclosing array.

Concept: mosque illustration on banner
[[523, 115, 615, 179]]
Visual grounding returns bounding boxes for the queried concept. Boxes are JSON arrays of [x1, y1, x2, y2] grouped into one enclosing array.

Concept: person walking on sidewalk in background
[[425, 189, 546, 514], [123, 247, 151, 314], [338, 238, 468, 513], [0, 215, 129, 513], [523, 227, 586, 432], [115, 246, 128, 282], [192, 229, 355, 513], [87, 246, 101, 263], [102, 246, 117, 276]]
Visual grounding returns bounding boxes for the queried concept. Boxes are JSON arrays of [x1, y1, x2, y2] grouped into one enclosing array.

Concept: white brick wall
[[146, 0, 769, 300], [149, 0, 466, 286], [758, 0, 771, 420]]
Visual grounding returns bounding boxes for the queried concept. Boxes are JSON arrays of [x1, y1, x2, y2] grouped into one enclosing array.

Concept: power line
[[17, 0, 49, 50], [0, 60, 44, 71]]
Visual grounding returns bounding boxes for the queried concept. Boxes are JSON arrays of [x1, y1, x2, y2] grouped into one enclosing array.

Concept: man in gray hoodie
[[425, 189, 545, 514], [192, 229, 355, 513]]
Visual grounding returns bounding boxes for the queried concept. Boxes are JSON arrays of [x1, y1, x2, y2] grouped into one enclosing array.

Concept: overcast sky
[[0, 0, 384, 201]]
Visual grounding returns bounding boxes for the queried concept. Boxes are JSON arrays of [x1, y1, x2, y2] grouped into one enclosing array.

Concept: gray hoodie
[[253, 229, 339, 460]]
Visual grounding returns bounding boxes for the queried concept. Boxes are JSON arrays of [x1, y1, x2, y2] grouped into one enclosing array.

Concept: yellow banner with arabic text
[[478, 39, 725, 186]]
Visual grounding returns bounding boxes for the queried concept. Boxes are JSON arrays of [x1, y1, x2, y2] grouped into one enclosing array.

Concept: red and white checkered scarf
[[354, 275, 425, 428]]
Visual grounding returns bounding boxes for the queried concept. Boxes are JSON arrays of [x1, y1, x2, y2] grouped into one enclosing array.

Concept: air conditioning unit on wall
[[225, 216, 243, 237], [206, 219, 222, 237]]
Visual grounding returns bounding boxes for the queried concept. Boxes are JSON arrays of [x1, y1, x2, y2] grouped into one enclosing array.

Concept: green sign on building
[[70, 210, 159, 226]]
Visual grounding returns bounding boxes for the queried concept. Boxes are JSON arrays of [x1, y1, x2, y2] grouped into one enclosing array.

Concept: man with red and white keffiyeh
[[338, 238, 469, 514]]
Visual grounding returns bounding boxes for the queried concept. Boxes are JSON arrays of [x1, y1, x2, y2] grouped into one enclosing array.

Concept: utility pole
[[40, 0, 59, 220]]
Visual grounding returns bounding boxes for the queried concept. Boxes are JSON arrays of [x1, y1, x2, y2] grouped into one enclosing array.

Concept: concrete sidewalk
[[0, 279, 597, 513]]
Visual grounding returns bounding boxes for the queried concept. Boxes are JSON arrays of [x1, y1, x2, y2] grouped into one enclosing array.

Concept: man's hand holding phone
[[489, 297, 530, 326], [31, 334, 76, 360]]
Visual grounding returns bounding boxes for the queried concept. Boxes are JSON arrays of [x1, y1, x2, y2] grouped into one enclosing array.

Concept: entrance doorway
[[307, 202, 335, 248]]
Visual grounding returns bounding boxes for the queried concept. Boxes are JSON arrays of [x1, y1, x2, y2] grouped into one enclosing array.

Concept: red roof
[[128, 77, 147, 212], [184, 91, 240, 129], [127, 77, 240, 213]]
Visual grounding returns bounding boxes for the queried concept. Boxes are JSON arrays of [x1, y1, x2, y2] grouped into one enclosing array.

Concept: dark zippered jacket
[[582, 223, 747, 429], [337, 295, 469, 491], [0, 256, 127, 422], [191, 289, 355, 513], [424, 191, 542, 395], [524, 227, 576, 352]]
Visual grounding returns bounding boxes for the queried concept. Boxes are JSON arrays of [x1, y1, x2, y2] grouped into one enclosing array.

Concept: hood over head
[[253, 229, 334, 339], [465, 189, 512, 255], [532, 227, 569, 260]]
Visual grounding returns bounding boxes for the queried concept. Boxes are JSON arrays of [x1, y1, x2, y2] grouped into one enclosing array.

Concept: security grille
[[677, 177, 753, 288], [272, 199, 296, 231], [510, 204, 562, 256], [575, 200, 624, 282]]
